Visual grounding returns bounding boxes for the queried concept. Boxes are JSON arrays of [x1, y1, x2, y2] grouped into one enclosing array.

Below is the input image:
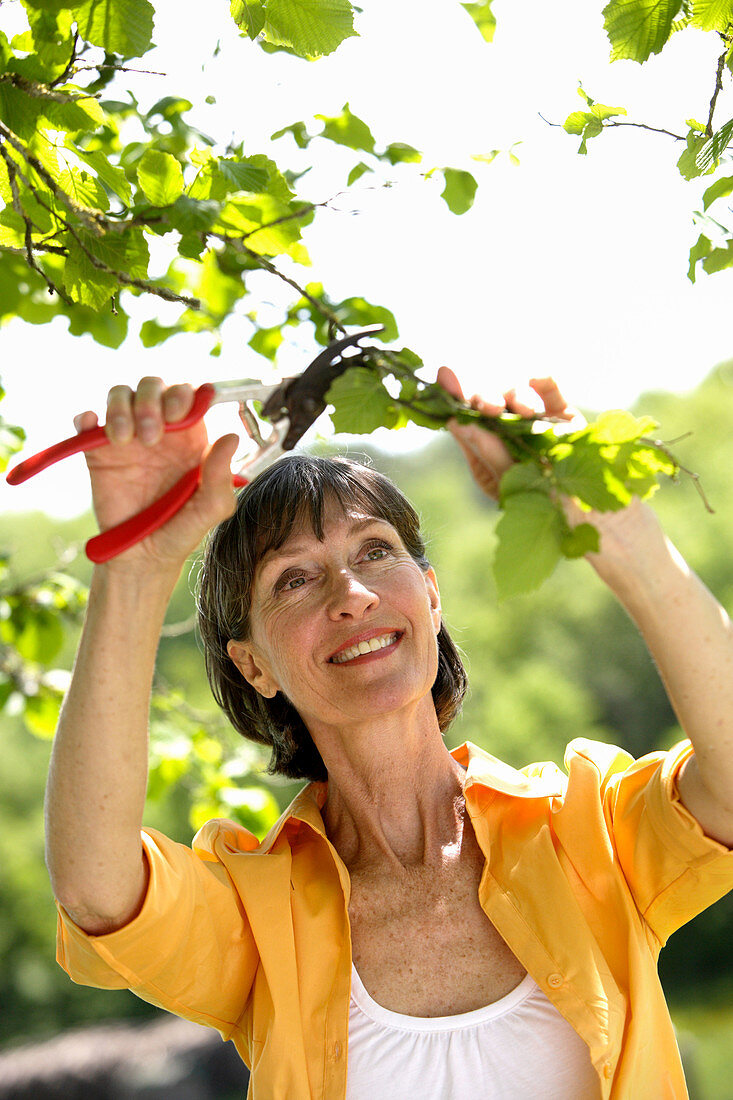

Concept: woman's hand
[[437, 367, 574, 500], [76, 376, 238, 572]]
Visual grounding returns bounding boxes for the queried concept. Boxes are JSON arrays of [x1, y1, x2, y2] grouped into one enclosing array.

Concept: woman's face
[[227, 499, 442, 738]]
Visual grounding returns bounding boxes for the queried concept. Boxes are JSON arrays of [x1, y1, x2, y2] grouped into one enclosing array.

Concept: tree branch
[[0, 142, 73, 303], [706, 46, 728, 137], [50, 31, 80, 88], [0, 72, 101, 104], [538, 112, 685, 142], [0, 120, 109, 235], [212, 233, 347, 333], [1, 131, 200, 310]]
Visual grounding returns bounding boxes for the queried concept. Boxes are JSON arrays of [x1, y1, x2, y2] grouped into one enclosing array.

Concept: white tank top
[[346, 966, 602, 1099]]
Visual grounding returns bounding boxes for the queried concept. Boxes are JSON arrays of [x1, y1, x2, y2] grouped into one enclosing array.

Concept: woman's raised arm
[[45, 378, 238, 934]]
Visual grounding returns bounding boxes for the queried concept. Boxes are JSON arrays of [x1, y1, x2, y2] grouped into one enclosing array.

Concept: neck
[[318, 700, 467, 874]]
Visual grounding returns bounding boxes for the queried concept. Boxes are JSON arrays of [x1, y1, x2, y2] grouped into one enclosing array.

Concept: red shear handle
[[85, 465, 251, 563], [6, 426, 108, 485], [6, 383, 217, 486], [86, 466, 203, 563]]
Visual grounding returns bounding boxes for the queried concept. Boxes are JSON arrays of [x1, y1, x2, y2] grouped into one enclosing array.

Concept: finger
[[469, 392, 508, 418], [74, 410, 98, 434], [436, 366, 465, 401], [133, 376, 165, 446], [162, 383, 196, 425], [502, 388, 537, 419], [529, 377, 571, 419], [105, 385, 134, 444]]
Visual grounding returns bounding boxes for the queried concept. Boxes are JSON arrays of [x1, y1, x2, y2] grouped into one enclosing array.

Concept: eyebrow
[[258, 516, 393, 574]]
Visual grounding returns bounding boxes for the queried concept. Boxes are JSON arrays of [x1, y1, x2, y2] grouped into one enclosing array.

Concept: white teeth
[[331, 633, 398, 664]]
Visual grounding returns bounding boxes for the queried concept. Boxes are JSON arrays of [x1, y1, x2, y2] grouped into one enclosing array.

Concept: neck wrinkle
[[322, 729, 467, 874]]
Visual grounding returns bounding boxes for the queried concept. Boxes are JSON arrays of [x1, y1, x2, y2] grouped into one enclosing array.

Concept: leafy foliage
[[327, 355, 685, 599], [556, 0, 733, 281]]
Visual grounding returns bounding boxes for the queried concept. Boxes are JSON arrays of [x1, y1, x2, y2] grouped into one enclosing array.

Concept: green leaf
[[168, 194, 221, 234], [587, 409, 657, 443], [66, 302, 129, 347], [498, 462, 550, 501], [316, 103, 375, 152], [602, 0, 684, 62], [347, 161, 372, 185], [271, 120, 312, 148], [71, 146, 132, 204], [249, 324, 284, 359], [264, 0, 357, 59], [493, 493, 564, 600], [62, 227, 149, 309], [688, 232, 711, 282], [384, 142, 422, 165], [677, 131, 713, 180], [552, 440, 628, 511], [74, 0, 155, 57], [690, 0, 733, 30], [23, 684, 64, 739], [140, 318, 178, 347], [42, 89, 105, 133], [327, 367, 403, 433], [703, 173, 733, 208], [703, 238, 733, 274], [218, 157, 270, 192], [230, 0, 267, 39], [136, 149, 184, 205], [440, 168, 478, 214], [460, 0, 496, 41], [57, 167, 107, 210], [1, 605, 64, 664], [695, 118, 733, 174], [561, 522, 600, 558]]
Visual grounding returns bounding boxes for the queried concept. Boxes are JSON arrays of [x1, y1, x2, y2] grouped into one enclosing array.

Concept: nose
[[326, 568, 379, 619]]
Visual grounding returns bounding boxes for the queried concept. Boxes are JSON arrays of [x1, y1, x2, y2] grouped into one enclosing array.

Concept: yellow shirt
[[57, 739, 733, 1100]]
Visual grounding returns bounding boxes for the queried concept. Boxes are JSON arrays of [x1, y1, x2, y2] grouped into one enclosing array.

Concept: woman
[[48, 371, 733, 1099]]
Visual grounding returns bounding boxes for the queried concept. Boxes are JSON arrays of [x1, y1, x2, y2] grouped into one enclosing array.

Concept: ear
[[227, 640, 279, 699], [424, 567, 442, 635]]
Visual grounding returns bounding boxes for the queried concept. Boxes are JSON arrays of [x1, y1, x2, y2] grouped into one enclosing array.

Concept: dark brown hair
[[196, 455, 468, 781]]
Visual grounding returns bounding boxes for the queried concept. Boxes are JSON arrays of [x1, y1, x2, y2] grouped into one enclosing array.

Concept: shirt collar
[[260, 742, 565, 852]]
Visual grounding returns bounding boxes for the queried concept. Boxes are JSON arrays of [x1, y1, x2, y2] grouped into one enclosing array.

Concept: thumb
[[198, 433, 239, 521], [436, 366, 465, 401]]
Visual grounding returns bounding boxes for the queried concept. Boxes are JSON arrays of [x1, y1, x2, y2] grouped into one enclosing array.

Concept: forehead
[[256, 505, 396, 572]]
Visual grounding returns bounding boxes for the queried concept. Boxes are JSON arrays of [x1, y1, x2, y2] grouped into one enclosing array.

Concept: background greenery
[[1, 365, 733, 1094], [2, 0, 733, 1094]]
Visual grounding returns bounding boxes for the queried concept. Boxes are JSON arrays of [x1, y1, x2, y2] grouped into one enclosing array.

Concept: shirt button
[[547, 973, 564, 989], [603, 1062, 613, 1079], [333, 1041, 342, 1060]]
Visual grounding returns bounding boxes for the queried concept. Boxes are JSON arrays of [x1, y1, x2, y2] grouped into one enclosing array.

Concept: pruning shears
[[6, 326, 385, 563]]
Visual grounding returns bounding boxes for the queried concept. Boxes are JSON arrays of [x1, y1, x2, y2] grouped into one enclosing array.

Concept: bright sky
[[2, 0, 733, 517]]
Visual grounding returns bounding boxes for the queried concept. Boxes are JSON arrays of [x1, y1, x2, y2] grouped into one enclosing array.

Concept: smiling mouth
[[330, 632, 400, 664]]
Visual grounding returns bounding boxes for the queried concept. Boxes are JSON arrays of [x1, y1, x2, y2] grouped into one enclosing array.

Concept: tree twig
[[211, 233, 347, 333], [1, 132, 200, 310], [706, 47, 728, 136], [538, 112, 685, 142], [0, 72, 101, 104], [50, 30, 79, 88], [0, 142, 73, 303]]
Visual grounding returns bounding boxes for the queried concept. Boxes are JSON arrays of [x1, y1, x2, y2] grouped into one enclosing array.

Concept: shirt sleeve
[[56, 825, 259, 1037], [598, 739, 733, 945]]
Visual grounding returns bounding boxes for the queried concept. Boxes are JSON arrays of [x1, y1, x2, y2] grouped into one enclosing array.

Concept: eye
[[275, 570, 307, 593], [363, 539, 392, 561]]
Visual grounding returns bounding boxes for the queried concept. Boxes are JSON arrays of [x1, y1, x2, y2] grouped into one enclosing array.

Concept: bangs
[[240, 456, 429, 568]]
